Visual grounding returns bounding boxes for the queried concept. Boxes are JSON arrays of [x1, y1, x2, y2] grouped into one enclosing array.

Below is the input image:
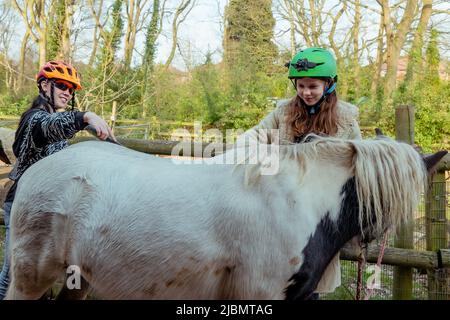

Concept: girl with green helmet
[[241, 47, 361, 144], [284, 47, 361, 141], [238, 47, 362, 298], [286, 47, 337, 115]]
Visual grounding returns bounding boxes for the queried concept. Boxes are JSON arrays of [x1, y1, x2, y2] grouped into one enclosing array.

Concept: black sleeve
[[29, 110, 87, 148]]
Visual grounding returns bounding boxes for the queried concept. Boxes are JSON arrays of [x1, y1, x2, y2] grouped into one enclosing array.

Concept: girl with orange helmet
[[0, 61, 115, 299], [36, 60, 82, 111]]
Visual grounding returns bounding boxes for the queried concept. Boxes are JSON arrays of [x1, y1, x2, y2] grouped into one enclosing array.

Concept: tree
[[141, 0, 162, 117], [424, 28, 440, 85], [164, 0, 197, 70], [0, 3, 17, 93], [12, 0, 51, 67], [377, 0, 418, 107], [47, 0, 75, 61], [370, 12, 385, 107], [98, 0, 123, 69], [223, 0, 277, 93], [124, 0, 150, 69], [87, 0, 104, 67], [402, 0, 433, 96]]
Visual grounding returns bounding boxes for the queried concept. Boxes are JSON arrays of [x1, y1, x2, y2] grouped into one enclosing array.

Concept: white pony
[[5, 133, 447, 300]]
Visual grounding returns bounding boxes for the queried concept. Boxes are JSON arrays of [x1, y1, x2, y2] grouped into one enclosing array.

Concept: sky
[[144, 0, 450, 70], [154, 0, 228, 68], [3, 0, 449, 71]]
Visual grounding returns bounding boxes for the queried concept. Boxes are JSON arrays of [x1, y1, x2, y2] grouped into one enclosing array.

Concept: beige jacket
[[242, 98, 362, 144], [241, 98, 362, 293]]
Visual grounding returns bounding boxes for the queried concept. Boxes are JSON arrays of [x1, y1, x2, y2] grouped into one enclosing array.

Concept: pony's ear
[[423, 151, 448, 174], [374, 128, 391, 141]]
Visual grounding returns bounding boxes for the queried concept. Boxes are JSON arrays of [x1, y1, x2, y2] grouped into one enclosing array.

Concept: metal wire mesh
[[323, 171, 450, 300]]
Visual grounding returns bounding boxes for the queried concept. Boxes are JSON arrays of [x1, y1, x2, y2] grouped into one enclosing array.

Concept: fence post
[[425, 170, 449, 300], [110, 101, 117, 134], [393, 105, 415, 299], [144, 125, 149, 140]]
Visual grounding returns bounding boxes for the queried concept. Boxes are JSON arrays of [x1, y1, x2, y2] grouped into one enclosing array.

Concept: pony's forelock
[[350, 139, 426, 237]]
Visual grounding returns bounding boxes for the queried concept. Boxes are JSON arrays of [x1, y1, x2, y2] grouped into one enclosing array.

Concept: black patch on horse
[[284, 177, 363, 300]]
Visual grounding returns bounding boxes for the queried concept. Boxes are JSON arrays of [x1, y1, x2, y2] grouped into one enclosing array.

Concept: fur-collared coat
[[243, 98, 362, 145]]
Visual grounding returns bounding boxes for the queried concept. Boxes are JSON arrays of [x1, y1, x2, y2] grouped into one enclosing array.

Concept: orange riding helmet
[[36, 61, 82, 90]]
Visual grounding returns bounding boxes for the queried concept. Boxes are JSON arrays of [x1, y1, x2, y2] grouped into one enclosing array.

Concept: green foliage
[[424, 29, 440, 86], [0, 93, 32, 116], [0, 13, 447, 153], [193, 55, 222, 123], [143, 0, 160, 68], [141, 0, 161, 116], [47, 1, 66, 61], [98, 0, 124, 70], [413, 82, 450, 153], [391, 29, 449, 152], [224, 0, 277, 81], [215, 93, 273, 131]]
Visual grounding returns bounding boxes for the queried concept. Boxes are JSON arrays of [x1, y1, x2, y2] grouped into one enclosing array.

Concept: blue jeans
[[0, 201, 12, 300]]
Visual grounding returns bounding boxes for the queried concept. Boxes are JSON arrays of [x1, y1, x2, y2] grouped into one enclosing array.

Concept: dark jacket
[[5, 108, 87, 202]]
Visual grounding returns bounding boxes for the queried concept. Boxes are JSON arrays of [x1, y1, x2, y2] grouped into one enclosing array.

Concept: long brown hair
[[286, 80, 339, 141]]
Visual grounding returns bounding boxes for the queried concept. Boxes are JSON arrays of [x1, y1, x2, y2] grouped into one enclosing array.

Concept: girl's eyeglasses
[[54, 81, 75, 95]]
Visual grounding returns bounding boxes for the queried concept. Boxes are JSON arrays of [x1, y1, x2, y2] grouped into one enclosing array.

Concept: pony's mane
[[239, 135, 427, 236]]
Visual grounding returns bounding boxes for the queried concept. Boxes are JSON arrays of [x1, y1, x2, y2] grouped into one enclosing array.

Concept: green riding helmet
[[287, 47, 337, 81]]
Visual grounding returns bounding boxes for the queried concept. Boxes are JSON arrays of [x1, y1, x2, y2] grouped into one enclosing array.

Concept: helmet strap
[[324, 82, 336, 95], [301, 96, 326, 115], [296, 78, 335, 116], [49, 81, 56, 111], [71, 92, 76, 111], [290, 79, 296, 90]]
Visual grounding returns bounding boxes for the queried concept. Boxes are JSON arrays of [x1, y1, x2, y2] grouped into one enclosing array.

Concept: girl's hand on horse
[[83, 112, 117, 142]]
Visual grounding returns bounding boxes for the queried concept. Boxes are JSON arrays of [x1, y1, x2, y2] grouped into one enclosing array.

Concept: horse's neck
[[278, 158, 353, 221]]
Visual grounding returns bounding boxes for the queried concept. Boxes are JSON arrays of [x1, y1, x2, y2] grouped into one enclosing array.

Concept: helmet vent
[[37, 61, 82, 90]]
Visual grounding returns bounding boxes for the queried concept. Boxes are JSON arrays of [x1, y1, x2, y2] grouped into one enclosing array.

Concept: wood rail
[[339, 243, 450, 269], [70, 136, 450, 171], [70, 136, 235, 157]]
